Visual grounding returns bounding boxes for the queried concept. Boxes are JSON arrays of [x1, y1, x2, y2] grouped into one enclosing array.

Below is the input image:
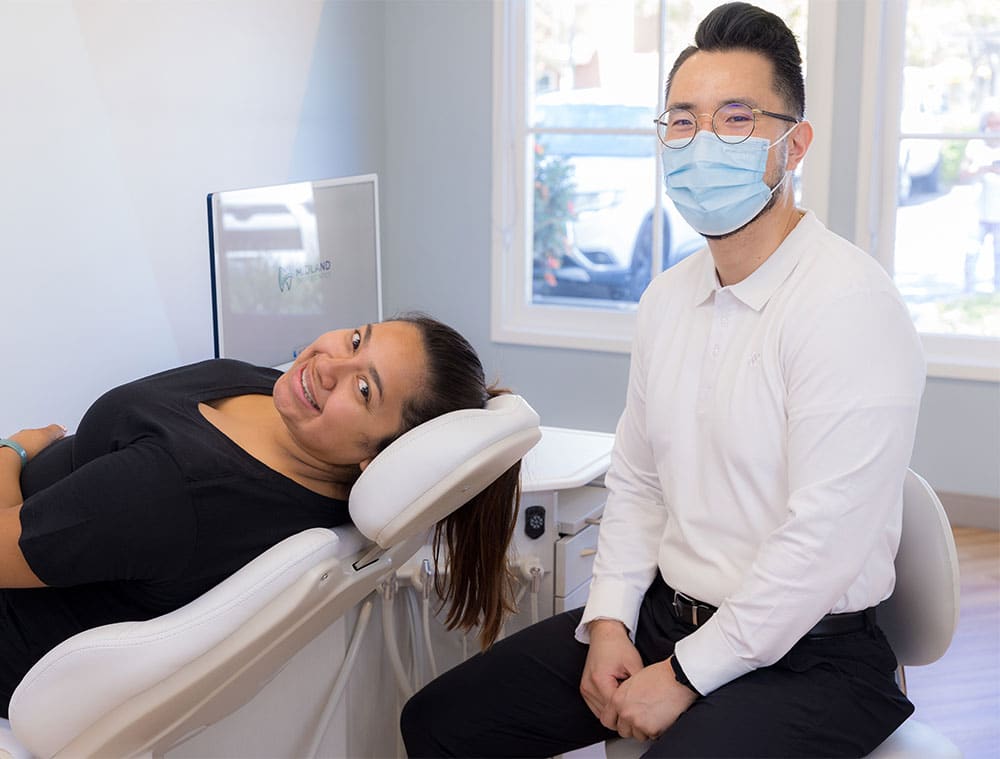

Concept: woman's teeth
[[300, 368, 320, 411]]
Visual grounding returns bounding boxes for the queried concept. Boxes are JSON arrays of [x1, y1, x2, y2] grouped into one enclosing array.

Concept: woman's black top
[[1, 359, 349, 716]]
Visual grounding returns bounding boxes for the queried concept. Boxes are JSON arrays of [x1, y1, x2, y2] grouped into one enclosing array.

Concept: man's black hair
[[665, 2, 805, 118]]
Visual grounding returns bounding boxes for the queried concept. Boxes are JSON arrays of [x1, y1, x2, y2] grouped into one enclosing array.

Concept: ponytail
[[432, 460, 521, 649], [381, 313, 526, 649]]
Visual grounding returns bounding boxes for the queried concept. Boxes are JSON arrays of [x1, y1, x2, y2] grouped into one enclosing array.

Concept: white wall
[[0, 0, 385, 433]]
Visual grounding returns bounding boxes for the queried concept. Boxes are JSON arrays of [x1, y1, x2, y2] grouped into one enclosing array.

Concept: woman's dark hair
[[381, 312, 520, 649], [666, 2, 805, 119]]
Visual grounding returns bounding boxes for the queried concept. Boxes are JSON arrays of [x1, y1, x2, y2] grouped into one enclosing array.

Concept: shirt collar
[[693, 210, 816, 311], [693, 250, 719, 306]]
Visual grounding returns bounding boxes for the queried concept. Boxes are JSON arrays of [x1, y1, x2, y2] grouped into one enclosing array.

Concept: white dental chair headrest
[[349, 393, 541, 547]]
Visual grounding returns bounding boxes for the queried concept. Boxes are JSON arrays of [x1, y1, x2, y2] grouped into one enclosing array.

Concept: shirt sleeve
[[576, 301, 668, 643], [674, 287, 926, 695], [18, 441, 197, 587]]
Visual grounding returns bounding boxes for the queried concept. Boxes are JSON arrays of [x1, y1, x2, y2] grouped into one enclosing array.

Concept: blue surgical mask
[[662, 128, 794, 236]]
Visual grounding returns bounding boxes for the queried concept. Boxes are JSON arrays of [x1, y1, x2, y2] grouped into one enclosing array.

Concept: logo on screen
[[278, 260, 333, 292]]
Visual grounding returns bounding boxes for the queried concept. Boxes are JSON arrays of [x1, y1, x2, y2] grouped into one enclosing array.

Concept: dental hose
[[379, 576, 413, 699], [420, 559, 439, 678], [304, 597, 374, 759]]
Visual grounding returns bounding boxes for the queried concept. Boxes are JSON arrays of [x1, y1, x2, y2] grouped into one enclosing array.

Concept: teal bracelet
[[0, 438, 28, 469]]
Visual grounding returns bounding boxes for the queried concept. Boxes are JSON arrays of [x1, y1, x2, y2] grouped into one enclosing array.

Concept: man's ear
[[785, 119, 813, 172]]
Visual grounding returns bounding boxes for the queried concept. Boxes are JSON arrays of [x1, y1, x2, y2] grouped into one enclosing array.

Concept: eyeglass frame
[[653, 102, 801, 149]]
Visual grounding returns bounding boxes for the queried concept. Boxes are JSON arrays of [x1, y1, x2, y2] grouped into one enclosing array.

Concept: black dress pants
[[401, 576, 914, 758]]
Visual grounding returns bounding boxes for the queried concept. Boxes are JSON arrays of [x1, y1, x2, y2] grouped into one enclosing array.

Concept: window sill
[[922, 334, 1000, 383], [925, 360, 1000, 383]]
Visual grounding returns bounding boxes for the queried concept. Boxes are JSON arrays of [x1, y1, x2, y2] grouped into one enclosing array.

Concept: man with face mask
[[401, 4, 925, 757]]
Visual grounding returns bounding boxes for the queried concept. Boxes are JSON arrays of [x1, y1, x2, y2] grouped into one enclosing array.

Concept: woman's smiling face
[[272, 321, 428, 467]]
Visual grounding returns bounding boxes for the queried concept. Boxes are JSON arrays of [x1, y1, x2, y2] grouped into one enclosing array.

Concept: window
[[863, 0, 1000, 380], [493, 1, 999, 379], [491, 0, 809, 351]]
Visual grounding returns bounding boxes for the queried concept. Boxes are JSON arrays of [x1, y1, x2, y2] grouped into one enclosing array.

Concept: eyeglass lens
[[657, 102, 756, 147]]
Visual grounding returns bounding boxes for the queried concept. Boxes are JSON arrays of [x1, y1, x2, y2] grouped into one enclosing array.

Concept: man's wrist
[[669, 655, 702, 697], [587, 617, 629, 640]]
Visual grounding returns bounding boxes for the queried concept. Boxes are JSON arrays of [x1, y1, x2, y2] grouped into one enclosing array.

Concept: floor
[[905, 526, 1000, 759]]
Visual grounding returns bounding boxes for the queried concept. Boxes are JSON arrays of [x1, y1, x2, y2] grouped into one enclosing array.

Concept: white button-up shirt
[[576, 211, 926, 696]]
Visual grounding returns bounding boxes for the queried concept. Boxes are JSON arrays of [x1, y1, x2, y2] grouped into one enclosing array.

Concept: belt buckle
[[672, 590, 702, 625]]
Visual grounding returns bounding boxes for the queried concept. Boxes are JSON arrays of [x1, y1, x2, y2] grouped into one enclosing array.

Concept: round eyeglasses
[[654, 102, 800, 149]]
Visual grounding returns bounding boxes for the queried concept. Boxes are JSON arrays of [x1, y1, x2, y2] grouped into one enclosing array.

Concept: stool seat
[[604, 719, 962, 759], [867, 719, 961, 758]]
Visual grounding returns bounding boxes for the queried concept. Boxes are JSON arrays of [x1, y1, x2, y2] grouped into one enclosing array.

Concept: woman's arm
[[1, 426, 65, 588], [0, 506, 45, 587], [1, 425, 67, 508]]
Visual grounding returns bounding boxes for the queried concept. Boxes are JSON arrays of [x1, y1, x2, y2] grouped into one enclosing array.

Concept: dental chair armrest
[[9, 527, 364, 758]]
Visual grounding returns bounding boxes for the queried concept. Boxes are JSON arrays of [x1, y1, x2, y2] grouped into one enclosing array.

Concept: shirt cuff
[[574, 578, 645, 644], [672, 615, 756, 695], [669, 654, 702, 696]]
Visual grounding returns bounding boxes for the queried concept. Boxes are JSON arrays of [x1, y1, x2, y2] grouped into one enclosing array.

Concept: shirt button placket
[[699, 296, 728, 409]]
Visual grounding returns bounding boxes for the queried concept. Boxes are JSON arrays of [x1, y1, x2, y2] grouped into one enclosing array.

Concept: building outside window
[[887, 0, 1000, 358]]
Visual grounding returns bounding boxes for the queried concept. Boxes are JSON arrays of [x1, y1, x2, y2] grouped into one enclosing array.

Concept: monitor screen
[[208, 174, 382, 368]]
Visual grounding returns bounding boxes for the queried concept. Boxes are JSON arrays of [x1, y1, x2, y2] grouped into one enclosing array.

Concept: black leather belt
[[670, 589, 874, 637]]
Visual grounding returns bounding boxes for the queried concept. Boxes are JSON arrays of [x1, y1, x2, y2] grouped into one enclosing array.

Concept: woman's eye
[[351, 330, 362, 350], [358, 378, 370, 401]]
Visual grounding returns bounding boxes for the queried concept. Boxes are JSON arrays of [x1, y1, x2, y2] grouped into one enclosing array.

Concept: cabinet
[[511, 427, 615, 626]]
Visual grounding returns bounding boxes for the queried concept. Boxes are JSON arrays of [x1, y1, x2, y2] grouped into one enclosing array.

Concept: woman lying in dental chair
[[0, 313, 521, 719]]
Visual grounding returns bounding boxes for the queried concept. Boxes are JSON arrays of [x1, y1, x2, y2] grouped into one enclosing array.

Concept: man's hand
[[580, 619, 643, 726], [609, 657, 699, 742]]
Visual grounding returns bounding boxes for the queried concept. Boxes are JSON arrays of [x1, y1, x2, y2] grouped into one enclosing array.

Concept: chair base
[[604, 719, 961, 759]]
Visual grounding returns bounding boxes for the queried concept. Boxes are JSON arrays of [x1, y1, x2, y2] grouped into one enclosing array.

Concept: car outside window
[[532, 94, 703, 305]]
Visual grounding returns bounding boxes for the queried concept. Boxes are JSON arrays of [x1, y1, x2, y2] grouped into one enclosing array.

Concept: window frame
[[854, 0, 1000, 382], [491, 0, 826, 354], [490, 0, 660, 353], [492, 0, 1000, 381]]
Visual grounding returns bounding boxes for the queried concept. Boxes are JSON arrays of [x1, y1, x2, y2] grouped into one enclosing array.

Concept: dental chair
[[605, 469, 962, 759], [0, 394, 541, 759]]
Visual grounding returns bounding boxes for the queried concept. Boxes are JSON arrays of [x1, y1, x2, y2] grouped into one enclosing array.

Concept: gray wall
[[381, 0, 1000, 502], [383, 0, 632, 432]]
